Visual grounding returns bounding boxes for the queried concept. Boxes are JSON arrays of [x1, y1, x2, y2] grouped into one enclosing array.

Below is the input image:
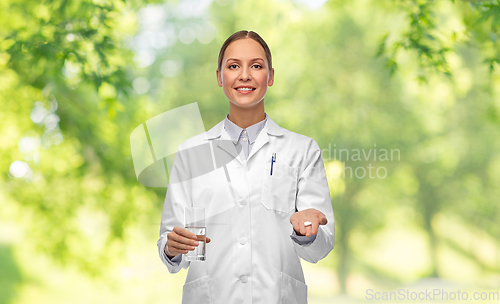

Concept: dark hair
[[217, 30, 272, 72]]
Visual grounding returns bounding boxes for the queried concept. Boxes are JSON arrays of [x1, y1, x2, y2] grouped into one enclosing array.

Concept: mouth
[[234, 86, 256, 94]]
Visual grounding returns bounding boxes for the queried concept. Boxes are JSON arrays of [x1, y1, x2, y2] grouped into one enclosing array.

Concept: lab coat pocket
[[262, 163, 297, 213], [280, 272, 308, 304], [182, 275, 213, 304]]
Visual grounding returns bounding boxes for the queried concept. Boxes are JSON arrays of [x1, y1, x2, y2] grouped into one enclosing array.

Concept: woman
[[158, 30, 335, 304]]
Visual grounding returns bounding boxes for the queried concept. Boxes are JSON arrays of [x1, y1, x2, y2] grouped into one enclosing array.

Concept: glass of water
[[184, 207, 206, 261]]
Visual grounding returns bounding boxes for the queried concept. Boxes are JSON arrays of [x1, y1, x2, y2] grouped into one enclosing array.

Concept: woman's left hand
[[290, 208, 328, 237]]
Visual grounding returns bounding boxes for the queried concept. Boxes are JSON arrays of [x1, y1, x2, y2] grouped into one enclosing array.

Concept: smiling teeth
[[237, 88, 254, 91]]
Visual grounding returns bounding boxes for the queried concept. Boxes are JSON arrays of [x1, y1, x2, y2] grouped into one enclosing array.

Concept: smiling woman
[[157, 30, 335, 304], [216, 32, 275, 128]]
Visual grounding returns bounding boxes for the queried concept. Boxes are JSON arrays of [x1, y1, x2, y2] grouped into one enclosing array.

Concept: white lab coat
[[157, 116, 335, 304]]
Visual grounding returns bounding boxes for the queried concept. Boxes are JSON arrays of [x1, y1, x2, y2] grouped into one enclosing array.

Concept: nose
[[239, 66, 251, 81]]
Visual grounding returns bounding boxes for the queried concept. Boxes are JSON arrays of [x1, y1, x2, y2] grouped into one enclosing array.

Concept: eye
[[252, 64, 262, 69], [228, 64, 238, 69]]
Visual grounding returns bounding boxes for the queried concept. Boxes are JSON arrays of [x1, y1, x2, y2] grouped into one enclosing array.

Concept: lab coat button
[[239, 237, 247, 245], [240, 275, 248, 283], [240, 200, 247, 206]]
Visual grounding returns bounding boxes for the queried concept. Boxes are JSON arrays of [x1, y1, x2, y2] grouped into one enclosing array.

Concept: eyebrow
[[226, 57, 264, 62]]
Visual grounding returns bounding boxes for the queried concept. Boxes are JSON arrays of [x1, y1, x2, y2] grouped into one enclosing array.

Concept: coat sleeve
[[291, 138, 335, 263], [157, 143, 192, 273]]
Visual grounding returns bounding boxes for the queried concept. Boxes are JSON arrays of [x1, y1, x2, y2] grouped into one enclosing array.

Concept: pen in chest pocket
[[270, 152, 276, 175]]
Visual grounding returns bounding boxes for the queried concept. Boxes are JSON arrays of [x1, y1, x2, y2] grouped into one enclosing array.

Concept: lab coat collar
[[205, 115, 285, 141], [264, 116, 285, 137]]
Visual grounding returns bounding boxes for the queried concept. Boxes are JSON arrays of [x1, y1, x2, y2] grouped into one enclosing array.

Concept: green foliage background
[[1, 0, 500, 303]]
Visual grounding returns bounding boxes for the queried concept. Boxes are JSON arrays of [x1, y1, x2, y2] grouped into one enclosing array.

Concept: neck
[[228, 101, 266, 129]]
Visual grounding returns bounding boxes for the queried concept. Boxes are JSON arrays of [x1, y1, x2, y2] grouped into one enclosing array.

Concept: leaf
[[386, 58, 398, 75], [492, 7, 500, 27], [376, 32, 390, 58], [475, 4, 500, 26]]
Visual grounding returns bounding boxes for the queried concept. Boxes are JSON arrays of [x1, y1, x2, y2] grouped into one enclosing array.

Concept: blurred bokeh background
[[1, 0, 500, 303]]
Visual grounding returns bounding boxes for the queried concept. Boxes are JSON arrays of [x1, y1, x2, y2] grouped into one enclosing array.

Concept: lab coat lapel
[[205, 120, 240, 163], [247, 127, 269, 161], [215, 130, 241, 162], [246, 116, 285, 161]]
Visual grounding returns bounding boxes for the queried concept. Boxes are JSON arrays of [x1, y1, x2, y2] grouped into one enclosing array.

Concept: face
[[216, 38, 274, 109]]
